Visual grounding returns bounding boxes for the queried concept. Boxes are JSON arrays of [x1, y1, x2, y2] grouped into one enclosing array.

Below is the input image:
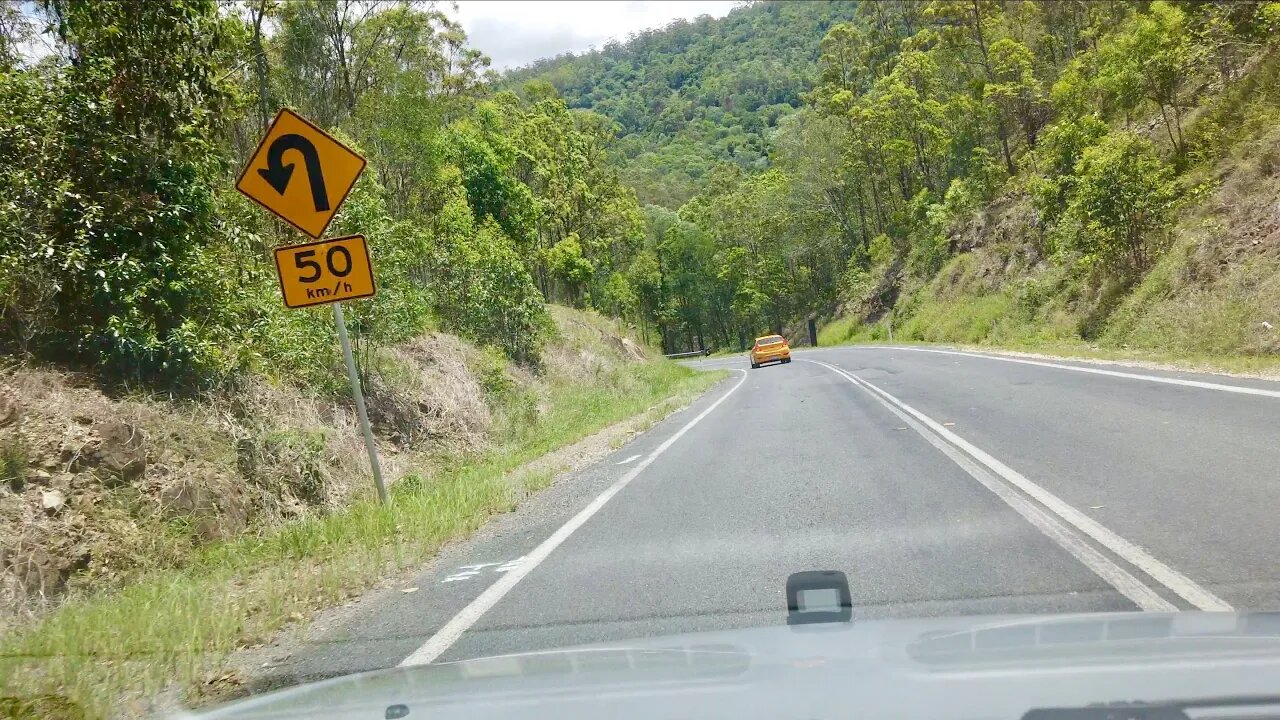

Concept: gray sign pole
[[333, 302, 388, 504]]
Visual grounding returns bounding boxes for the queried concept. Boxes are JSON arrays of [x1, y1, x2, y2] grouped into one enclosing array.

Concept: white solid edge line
[[862, 346, 1280, 399], [805, 360, 1174, 612], [806, 359, 1232, 612], [399, 369, 750, 667], [616, 454, 642, 465]]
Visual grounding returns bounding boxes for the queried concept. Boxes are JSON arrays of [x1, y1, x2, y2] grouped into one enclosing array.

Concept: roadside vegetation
[[0, 3, 727, 717], [518, 1, 1280, 366], [0, 305, 723, 719]]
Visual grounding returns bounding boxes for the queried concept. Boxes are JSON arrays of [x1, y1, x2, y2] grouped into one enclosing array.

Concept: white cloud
[[447, 1, 740, 70]]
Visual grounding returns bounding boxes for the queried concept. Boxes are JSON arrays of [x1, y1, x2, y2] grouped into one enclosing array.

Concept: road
[[254, 345, 1280, 688]]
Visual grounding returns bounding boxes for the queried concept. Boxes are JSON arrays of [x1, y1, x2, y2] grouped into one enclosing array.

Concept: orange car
[[749, 334, 791, 369]]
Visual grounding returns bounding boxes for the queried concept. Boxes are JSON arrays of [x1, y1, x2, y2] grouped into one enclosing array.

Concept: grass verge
[[816, 241, 1280, 379], [0, 361, 726, 720], [818, 291, 1280, 378], [817, 333, 1280, 377]]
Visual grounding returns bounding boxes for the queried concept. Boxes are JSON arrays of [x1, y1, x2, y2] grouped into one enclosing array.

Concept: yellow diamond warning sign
[[274, 235, 376, 309], [237, 108, 366, 239]]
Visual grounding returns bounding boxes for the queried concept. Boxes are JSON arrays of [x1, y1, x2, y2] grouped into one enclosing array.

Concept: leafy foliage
[[1, 0, 241, 383], [509, 1, 860, 208], [0, 0, 642, 387], [531, 0, 1280, 353], [424, 168, 549, 362], [3, 0, 1277, 375], [1058, 132, 1178, 274]]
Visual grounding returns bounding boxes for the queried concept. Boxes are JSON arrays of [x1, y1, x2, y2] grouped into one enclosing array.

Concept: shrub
[[1059, 132, 1178, 276], [0, 2, 242, 387], [867, 233, 895, 268], [838, 263, 875, 306], [1030, 115, 1110, 229]]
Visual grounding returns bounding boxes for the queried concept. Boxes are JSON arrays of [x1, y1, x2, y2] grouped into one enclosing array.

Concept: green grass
[[1101, 241, 1280, 362], [1, 431, 26, 493], [816, 314, 862, 346], [814, 246, 1280, 377], [0, 360, 725, 720], [819, 306, 1280, 377]]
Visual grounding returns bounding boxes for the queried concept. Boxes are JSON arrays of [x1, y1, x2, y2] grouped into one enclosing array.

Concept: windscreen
[[5, 1, 1278, 718]]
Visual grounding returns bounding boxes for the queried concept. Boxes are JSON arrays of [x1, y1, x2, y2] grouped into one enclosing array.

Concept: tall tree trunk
[[914, 135, 934, 192], [331, 5, 356, 115], [251, 0, 269, 133], [864, 151, 887, 233], [855, 186, 870, 248], [1158, 103, 1179, 155], [998, 123, 1016, 175], [970, 0, 991, 74], [1172, 103, 1186, 156]]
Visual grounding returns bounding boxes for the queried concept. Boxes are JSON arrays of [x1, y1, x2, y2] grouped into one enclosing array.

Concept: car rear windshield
[[757, 336, 785, 346]]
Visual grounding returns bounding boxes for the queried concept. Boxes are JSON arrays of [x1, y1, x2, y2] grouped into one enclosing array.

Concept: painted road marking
[[442, 557, 526, 583], [400, 369, 751, 666], [807, 359, 1232, 612], [863, 346, 1280, 399], [441, 562, 497, 583], [616, 454, 641, 465]]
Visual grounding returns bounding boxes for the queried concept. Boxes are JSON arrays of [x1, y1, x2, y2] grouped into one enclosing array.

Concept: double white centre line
[[805, 359, 1232, 613]]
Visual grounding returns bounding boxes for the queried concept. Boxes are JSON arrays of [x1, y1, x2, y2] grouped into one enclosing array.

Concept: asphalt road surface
[[257, 345, 1280, 688]]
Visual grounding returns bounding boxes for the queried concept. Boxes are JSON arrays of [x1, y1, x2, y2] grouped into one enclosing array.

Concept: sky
[[13, 1, 742, 71], [446, 1, 740, 71]]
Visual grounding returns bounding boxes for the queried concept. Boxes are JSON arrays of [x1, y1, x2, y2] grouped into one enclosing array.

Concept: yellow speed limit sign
[[274, 235, 376, 309]]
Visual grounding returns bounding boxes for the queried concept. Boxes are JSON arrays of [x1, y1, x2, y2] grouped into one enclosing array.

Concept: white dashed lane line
[[400, 369, 750, 666]]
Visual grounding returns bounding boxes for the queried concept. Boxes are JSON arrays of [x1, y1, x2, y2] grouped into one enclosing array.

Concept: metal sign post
[[238, 107, 388, 504], [333, 302, 387, 504]]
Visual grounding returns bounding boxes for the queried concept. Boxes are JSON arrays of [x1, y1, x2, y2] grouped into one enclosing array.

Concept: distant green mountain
[[506, 1, 859, 208]]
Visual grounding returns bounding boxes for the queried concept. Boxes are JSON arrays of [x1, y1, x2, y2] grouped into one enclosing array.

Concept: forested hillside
[[3, 0, 1278, 382], [507, 1, 858, 208], [516, 0, 1280, 360]]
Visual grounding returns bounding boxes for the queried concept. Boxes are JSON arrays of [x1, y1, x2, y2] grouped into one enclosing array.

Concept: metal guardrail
[[664, 349, 713, 359]]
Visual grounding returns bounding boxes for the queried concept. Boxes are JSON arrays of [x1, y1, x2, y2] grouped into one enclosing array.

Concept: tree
[[1062, 132, 1177, 274], [1096, 1, 1200, 156], [984, 37, 1046, 155], [425, 168, 548, 361], [0, 3, 32, 68], [513, 96, 643, 304], [600, 272, 638, 323], [545, 235, 595, 305], [926, 0, 1016, 173], [507, 1, 861, 208], [1029, 113, 1109, 228], [274, 0, 484, 129], [626, 249, 663, 346]]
